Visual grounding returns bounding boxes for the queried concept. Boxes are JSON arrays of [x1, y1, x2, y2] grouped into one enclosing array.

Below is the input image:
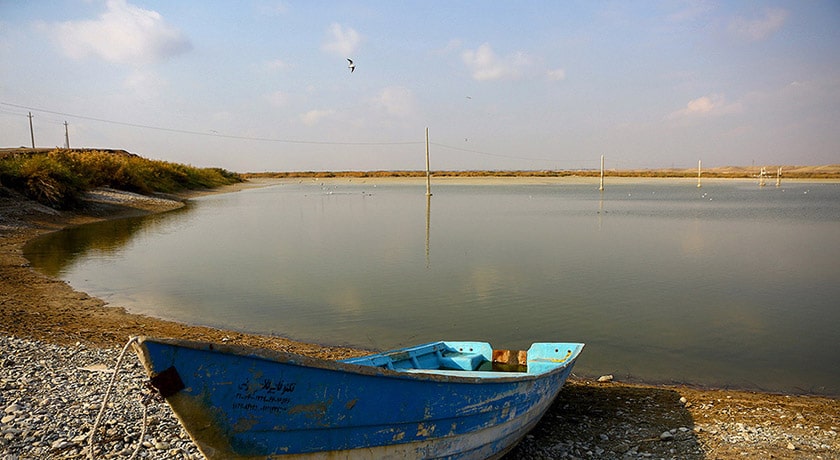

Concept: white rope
[[128, 402, 149, 460], [87, 336, 142, 460]]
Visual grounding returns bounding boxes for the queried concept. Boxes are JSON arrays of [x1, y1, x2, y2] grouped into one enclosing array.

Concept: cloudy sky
[[1, 1, 838, 172]]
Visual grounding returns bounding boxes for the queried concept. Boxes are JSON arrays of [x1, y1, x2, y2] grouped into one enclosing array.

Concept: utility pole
[[599, 155, 605, 191], [28, 112, 35, 148], [64, 121, 70, 148], [697, 159, 702, 188], [425, 127, 432, 197]]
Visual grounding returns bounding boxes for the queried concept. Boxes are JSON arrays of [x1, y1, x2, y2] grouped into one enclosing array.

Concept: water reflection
[[425, 194, 431, 269], [23, 179, 840, 395], [24, 206, 191, 277]]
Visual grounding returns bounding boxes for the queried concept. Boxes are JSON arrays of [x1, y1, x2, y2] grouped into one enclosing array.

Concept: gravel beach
[[2, 334, 837, 459], [2, 181, 838, 459], [1, 335, 202, 459]]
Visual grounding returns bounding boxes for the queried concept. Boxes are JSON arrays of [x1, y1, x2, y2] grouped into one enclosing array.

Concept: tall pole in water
[[425, 127, 432, 197], [599, 155, 605, 191], [697, 159, 702, 188]]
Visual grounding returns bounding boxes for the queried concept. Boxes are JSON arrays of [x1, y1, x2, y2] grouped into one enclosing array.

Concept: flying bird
[[347, 58, 355, 73]]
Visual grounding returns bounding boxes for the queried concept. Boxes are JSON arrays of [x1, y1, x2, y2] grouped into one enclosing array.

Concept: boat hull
[[133, 338, 583, 459]]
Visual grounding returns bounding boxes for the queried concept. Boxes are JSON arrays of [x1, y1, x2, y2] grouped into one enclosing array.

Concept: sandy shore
[[1, 179, 838, 459]]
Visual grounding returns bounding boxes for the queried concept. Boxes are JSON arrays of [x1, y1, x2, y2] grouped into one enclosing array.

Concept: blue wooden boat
[[132, 337, 584, 459]]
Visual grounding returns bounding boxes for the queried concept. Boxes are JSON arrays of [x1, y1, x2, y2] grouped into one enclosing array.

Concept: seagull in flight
[[347, 58, 355, 73]]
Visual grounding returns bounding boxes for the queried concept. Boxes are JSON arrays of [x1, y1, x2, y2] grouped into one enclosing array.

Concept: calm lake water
[[25, 178, 840, 395]]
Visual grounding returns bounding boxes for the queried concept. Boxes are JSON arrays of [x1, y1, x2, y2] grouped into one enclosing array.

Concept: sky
[[1, 1, 839, 172]]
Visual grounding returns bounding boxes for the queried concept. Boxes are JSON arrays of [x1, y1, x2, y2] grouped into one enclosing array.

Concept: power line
[[3, 101, 606, 168], [0, 102, 423, 147], [0, 107, 30, 117]]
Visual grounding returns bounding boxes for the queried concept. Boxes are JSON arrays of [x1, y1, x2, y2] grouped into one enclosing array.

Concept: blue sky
[[1, 1, 839, 172]]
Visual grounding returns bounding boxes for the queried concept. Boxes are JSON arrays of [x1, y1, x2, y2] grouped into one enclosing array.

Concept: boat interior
[[340, 341, 529, 373]]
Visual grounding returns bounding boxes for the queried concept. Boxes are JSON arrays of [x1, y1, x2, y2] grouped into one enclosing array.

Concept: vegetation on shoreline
[[245, 164, 840, 180], [0, 149, 242, 209]]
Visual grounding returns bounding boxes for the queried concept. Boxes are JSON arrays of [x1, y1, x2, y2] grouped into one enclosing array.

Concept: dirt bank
[[1, 182, 837, 459]]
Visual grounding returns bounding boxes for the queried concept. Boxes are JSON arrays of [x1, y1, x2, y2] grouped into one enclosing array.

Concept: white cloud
[[729, 8, 788, 42], [668, 94, 742, 119], [374, 86, 416, 117], [52, 0, 191, 65], [546, 68, 566, 81], [684, 96, 719, 114], [300, 109, 335, 126], [461, 43, 531, 81], [322, 23, 360, 57]]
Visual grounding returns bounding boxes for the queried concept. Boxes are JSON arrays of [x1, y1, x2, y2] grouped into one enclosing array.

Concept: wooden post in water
[[425, 127, 432, 197], [599, 155, 605, 191], [697, 159, 702, 188], [776, 167, 782, 187]]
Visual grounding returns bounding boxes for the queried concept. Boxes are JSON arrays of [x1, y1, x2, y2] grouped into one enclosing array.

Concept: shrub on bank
[[0, 149, 242, 209]]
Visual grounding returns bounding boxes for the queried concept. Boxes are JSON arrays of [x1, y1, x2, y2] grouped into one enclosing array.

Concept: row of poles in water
[[422, 129, 782, 196], [601, 157, 782, 190]]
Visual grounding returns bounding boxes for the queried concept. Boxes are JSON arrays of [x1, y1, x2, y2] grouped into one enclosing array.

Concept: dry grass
[[0, 148, 241, 208]]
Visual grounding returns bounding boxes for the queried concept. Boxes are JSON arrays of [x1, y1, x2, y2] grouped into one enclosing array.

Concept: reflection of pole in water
[[597, 195, 604, 231], [425, 194, 431, 269], [597, 155, 605, 230]]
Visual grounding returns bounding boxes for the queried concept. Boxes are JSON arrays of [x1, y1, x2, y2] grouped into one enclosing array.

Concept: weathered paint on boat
[[132, 337, 583, 459]]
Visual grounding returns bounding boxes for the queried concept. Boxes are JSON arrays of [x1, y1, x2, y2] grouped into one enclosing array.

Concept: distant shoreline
[[244, 164, 840, 180], [3, 147, 837, 179], [249, 175, 840, 186]]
